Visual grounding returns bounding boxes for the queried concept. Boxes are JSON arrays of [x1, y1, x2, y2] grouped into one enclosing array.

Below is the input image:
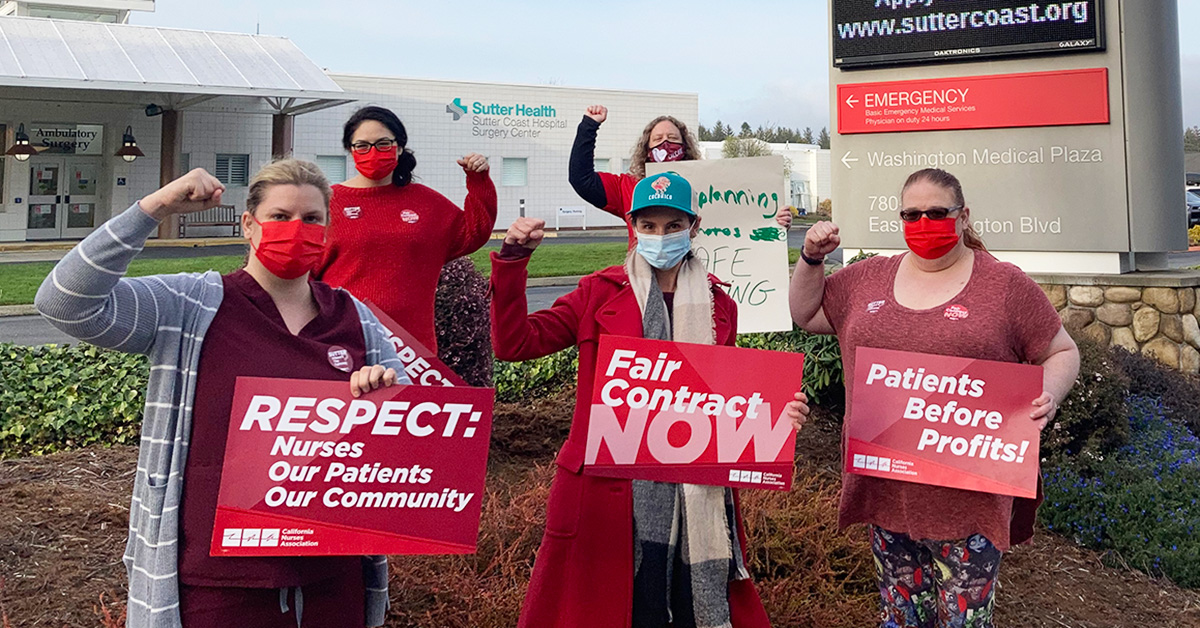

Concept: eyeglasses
[[899, 205, 963, 222], [349, 138, 398, 154]]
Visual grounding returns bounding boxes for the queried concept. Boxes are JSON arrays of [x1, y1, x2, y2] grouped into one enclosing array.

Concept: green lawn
[[0, 243, 803, 306]]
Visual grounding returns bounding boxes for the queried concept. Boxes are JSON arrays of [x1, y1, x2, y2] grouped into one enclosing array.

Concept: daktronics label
[[838, 68, 1109, 135]]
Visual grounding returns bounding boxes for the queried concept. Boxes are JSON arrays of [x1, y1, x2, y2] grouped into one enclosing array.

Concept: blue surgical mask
[[636, 230, 692, 269]]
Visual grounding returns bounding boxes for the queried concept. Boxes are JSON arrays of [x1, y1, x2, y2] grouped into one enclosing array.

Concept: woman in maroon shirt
[[788, 168, 1080, 628]]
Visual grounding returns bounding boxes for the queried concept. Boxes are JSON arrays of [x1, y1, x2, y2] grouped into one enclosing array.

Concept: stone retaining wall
[[1035, 273, 1200, 374]]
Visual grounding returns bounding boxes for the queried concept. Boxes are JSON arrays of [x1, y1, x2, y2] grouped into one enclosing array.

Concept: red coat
[[491, 253, 771, 628]]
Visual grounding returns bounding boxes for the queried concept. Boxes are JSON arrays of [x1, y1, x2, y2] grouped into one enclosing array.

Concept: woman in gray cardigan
[[36, 161, 408, 628]]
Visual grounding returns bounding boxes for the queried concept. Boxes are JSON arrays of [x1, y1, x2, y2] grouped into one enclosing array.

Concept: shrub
[[435, 257, 494, 387], [738, 330, 844, 406], [1109, 345, 1200, 436], [0, 343, 147, 459], [1044, 337, 1130, 464], [817, 198, 832, 216], [1189, 225, 1200, 247], [1041, 396, 1200, 587], [494, 348, 579, 404]]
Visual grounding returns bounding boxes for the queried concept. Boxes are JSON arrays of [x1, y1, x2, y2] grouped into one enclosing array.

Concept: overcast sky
[[132, 1, 1200, 132]]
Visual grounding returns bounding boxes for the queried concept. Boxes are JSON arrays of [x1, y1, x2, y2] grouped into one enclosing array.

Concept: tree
[[818, 127, 831, 150], [739, 122, 753, 138], [709, 120, 728, 141], [1186, 126, 1200, 153], [800, 127, 815, 145], [696, 123, 712, 141], [722, 136, 773, 159]]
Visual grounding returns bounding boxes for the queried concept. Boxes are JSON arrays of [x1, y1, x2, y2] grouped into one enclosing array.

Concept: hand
[[350, 364, 399, 398], [803, 221, 840, 259], [784, 391, 810, 431], [505, 217, 546, 251], [776, 206, 794, 229], [139, 168, 225, 221], [457, 153, 489, 173], [584, 105, 608, 124], [1030, 391, 1057, 431]]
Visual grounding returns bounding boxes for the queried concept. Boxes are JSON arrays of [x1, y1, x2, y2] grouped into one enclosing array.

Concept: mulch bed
[[2, 400, 1199, 627]]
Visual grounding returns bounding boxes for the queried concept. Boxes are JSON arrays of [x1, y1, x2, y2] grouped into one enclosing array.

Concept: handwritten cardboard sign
[[211, 377, 494, 556], [845, 347, 1043, 498], [647, 155, 791, 333], [583, 335, 804, 490]]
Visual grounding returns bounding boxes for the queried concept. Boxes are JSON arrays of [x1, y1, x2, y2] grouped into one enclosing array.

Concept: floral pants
[[870, 526, 1002, 628]]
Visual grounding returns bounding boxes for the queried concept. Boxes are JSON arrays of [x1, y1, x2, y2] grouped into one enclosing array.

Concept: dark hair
[[342, 106, 418, 187], [902, 168, 987, 252]]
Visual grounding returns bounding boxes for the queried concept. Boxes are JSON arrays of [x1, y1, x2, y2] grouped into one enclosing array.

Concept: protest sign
[[647, 155, 791, 333], [583, 335, 804, 490], [211, 377, 494, 556], [364, 300, 466, 387], [845, 347, 1042, 498]]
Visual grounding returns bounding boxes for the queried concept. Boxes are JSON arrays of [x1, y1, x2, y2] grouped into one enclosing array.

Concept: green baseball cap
[[629, 171, 696, 217]]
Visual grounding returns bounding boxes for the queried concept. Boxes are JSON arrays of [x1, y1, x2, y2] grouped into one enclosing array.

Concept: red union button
[[838, 68, 1109, 135]]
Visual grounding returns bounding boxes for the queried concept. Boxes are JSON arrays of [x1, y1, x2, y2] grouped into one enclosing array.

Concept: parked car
[[1188, 190, 1200, 228]]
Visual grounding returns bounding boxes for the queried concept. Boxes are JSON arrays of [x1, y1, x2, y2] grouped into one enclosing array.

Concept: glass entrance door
[[26, 157, 103, 239]]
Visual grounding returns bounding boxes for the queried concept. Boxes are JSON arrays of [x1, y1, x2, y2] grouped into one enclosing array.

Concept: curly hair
[[627, 115, 703, 180]]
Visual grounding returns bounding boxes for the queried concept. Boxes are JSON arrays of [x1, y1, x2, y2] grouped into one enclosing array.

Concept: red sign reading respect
[[837, 68, 1109, 135], [584, 335, 804, 490], [364, 300, 466, 387], [211, 377, 494, 556], [845, 347, 1043, 498]]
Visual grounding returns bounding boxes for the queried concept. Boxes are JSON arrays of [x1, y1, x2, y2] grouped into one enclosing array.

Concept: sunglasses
[[899, 205, 963, 223]]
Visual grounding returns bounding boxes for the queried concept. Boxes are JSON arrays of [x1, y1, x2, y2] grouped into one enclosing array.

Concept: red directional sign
[[837, 68, 1109, 135]]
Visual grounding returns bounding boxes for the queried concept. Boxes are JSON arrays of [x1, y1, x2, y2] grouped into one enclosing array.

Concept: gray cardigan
[[35, 204, 408, 628]]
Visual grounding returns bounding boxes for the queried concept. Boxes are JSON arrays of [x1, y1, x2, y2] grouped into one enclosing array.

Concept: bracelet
[[800, 250, 825, 266]]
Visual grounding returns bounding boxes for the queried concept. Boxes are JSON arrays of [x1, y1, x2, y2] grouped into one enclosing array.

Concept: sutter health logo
[[449, 96, 568, 139]]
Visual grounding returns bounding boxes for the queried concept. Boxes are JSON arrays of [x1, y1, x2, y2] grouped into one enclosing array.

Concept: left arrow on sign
[[845, 95, 859, 109], [841, 152, 859, 169]]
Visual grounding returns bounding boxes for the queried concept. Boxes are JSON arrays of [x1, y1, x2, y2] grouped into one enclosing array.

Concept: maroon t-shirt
[[822, 250, 1061, 550], [178, 270, 367, 587]]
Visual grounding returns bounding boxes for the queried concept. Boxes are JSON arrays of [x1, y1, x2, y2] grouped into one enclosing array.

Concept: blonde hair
[[902, 168, 987, 252], [246, 158, 332, 216], [628, 115, 703, 180]]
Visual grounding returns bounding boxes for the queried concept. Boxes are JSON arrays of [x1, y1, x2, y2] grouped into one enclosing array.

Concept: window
[[593, 158, 610, 173], [621, 158, 631, 174], [0, 124, 6, 203], [215, 154, 250, 187], [501, 157, 527, 187], [26, 6, 121, 22], [180, 153, 190, 174], [315, 155, 347, 184]]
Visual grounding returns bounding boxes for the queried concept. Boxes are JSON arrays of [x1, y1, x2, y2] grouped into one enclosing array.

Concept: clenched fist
[[457, 153, 489, 173], [139, 168, 226, 221], [505, 217, 546, 251], [584, 105, 608, 124], [803, 221, 841, 260]]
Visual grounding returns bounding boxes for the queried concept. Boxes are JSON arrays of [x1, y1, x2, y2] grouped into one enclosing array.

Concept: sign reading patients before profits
[[584, 335, 804, 490], [832, 0, 1104, 68], [845, 348, 1042, 498], [647, 156, 791, 333], [211, 377, 494, 556], [829, 0, 1187, 264]]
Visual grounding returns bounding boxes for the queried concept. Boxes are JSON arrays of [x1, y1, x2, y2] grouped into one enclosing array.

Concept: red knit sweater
[[314, 170, 497, 350]]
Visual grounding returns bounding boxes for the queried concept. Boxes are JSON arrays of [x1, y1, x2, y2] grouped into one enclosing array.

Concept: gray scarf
[[626, 251, 749, 628]]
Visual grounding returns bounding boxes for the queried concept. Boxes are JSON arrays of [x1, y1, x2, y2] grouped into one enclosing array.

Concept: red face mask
[[250, 216, 326, 279], [352, 145, 399, 181], [648, 140, 685, 163], [903, 215, 960, 260]]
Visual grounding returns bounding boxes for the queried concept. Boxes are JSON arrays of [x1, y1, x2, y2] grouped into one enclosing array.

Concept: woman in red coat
[[492, 171, 809, 628]]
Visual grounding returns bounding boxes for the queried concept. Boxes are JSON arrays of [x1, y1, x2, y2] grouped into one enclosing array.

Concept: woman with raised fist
[[788, 168, 1079, 628], [36, 161, 407, 628], [568, 104, 792, 244], [314, 105, 498, 351], [492, 171, 809, 628]]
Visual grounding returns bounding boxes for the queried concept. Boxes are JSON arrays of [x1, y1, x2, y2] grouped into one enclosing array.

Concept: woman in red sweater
[[493, 171, 810, 628], [314, 106, 498, 351], [569, 105, 793, 245]]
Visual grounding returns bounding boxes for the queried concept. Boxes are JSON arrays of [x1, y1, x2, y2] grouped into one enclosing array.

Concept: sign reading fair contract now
[[211, 377, 494, 556], [584, 335, 804, 490], [845, 348, 1042, 498]]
